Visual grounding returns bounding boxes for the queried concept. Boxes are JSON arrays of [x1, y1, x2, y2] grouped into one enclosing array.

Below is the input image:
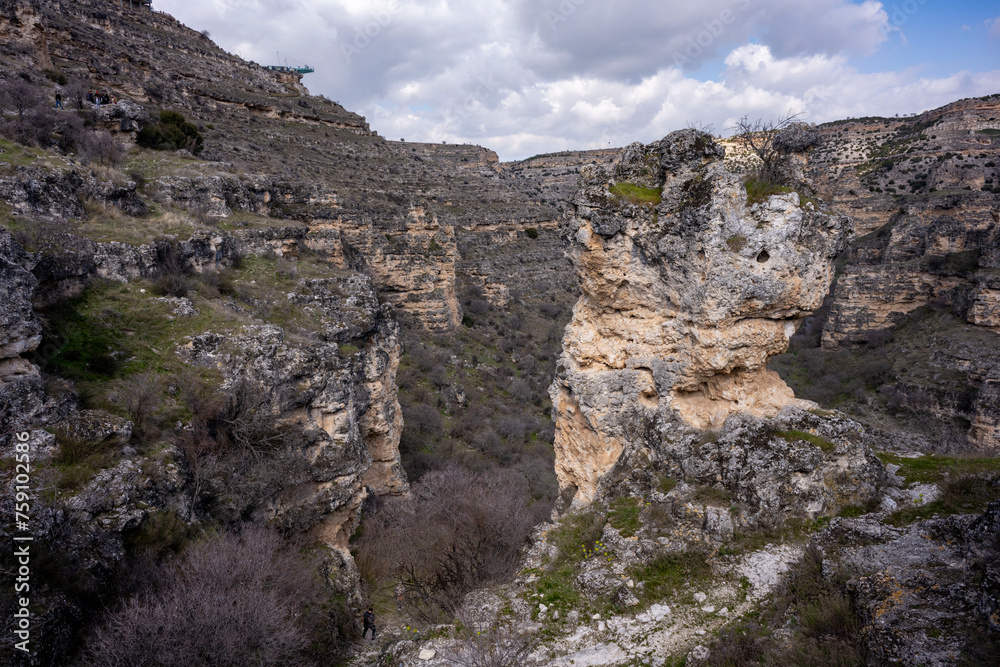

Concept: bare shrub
[[108, 372, 161, 440], [445, 614, 537, 667], [0, 76, 45, 122], [83, 527, 333, 667], [355, 467, 535, 621], [216, 378, 293, 457], [731, 111, 802, 187], [80, 130, 125, 167]]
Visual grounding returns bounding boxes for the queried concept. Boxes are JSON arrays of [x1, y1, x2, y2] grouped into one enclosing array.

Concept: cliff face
[[778, 95, 1000, 452], [0, 228, 47, 437], [550, 131, 852, 504], [177, 277, 406, 549], [0, 0, 573, 332]]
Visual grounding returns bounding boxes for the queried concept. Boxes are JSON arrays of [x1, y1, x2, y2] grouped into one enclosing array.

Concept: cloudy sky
[[156, 0, 1000, 160]]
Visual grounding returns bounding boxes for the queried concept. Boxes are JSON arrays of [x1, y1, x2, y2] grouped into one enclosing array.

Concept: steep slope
[[0, 0, 569, 331], [769, 95, 1000, 453]]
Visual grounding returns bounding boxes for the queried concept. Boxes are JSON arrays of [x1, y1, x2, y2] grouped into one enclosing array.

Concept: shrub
[[445, 613, 537, 667], [137, 110, 204, 154], [775, 429, 835, 453], [107, 372, 161, 440], [354, 467, 535, 621], [83, 527, 334, 667], [524, 227, 538, 239], [79, 130, 125, 167]]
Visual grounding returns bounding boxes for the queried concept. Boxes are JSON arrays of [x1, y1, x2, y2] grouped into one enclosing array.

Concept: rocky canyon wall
[[550, 130, 853, 505]]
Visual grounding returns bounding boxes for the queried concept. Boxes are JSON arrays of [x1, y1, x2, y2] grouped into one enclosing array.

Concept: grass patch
[[657, 476, 678, 494], [776, 429, 836, 453], [694, 485, 732, 506], [609, 182, 662, 207], [607, 497, 641, 537], [534, 565, 581, 618], [725, 234, 748, 252], [632, 552, 712, 604], [744, 177, 793, 205], [975, 129, 1000, 136], [876, 453, 1000, 484], [887, 476, 1000, 526], [707, 548, 862, 666], [36, 279, 235, 383], [546, 509, 607, 564], [48, 434, 122, 494]]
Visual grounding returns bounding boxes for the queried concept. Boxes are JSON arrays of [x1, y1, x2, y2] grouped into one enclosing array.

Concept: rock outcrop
[[550, 130, 852, 504], [0, 227, 46, 441], [768, 94, 1000, 452], [810, 500, 1000, 664], [178, 275, 407, 549]]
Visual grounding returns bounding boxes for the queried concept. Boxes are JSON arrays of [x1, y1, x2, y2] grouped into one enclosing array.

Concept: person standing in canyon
[[362, 606, 377, 640]]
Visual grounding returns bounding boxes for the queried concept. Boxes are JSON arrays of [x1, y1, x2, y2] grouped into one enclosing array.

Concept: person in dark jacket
[[362, 606, 376, 640]]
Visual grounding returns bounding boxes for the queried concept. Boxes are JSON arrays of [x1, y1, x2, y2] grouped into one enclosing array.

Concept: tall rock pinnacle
[[550, 130, 853, 505]]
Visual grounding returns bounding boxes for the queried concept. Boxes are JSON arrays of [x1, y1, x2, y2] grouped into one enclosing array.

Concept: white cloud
[[990, 15, 1000, 39], [154, 1, 1000, 160]]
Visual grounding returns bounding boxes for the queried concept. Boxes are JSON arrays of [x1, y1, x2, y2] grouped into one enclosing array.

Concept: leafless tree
[[217, 378, 293, 457], [108, 372, 161, 440], [0, 76, 45, 121], [80, 129, 126, 167], [731, 110, 803, 186]]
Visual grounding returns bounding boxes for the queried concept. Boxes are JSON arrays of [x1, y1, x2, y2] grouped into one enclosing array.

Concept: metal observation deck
[[266, 64, 315, 75]]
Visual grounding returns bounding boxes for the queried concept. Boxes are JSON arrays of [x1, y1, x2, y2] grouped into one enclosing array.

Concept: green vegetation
[[534, 565, 581, 619], [546, 509, 607, 564], [137, 110, 204, 155], [706, 548, 862, 665], [876, 453, 1000, 526], [876, 453, 1000, 484], [48, 433, 122, 494], [524, 226, 539, 239], [632, 552, 712, 605], [725, 234, 748, 252], [608, 497, 642, 537], [657, 476, 678, 494], [744, 177, 792, 205], [693, 485, 733, 506], [610, 182, 662, 207], [887, 476, 999, 526], [975, 128, 1000, 136], [775, 429, 836, 453]]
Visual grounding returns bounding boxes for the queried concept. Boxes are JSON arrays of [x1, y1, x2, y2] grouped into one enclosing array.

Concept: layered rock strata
[[781, 95, 1000, 451], [550, 130, 852, 504]]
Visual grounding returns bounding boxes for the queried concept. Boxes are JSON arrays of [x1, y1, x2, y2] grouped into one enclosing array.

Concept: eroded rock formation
[[550, 130, 852, 504], [178, 276, 407, 550]]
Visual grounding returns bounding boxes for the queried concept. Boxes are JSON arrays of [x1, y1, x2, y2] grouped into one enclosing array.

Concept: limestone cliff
[[550, 130, 852, 504]]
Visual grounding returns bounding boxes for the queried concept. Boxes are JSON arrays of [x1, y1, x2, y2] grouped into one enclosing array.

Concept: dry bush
[[80, 130, 126, 167], [83, 527, 333, 667], [108, 372, 161, 440], [731, 111, 802, 187], [445, 613, 537, 667], [355, 467, 535, 621]]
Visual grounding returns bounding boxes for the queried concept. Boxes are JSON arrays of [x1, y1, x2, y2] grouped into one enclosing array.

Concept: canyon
[[0, 0, 998, 665]]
